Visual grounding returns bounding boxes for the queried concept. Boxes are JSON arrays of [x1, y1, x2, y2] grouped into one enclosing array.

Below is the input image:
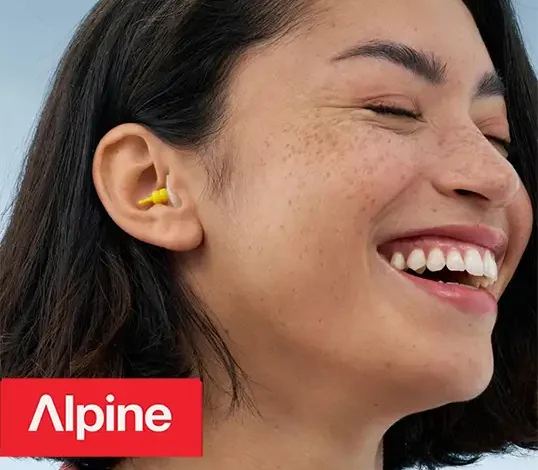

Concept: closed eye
[[485, 135, 512, 156], [365, 105, 512, 156], [364, 105, 421, 119]]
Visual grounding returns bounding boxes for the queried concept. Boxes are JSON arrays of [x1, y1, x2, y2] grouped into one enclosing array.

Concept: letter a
[[28, 394, 65, 432]]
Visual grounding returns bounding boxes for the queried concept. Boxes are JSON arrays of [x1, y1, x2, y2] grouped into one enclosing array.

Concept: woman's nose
[[430, 133, 521, 210]]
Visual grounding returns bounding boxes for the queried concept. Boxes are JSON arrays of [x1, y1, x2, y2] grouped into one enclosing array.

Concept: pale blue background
[[0, 1, 536, 469]]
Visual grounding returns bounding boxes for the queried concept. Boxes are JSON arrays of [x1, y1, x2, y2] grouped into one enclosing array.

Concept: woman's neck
[[123, 395, 389, 470]]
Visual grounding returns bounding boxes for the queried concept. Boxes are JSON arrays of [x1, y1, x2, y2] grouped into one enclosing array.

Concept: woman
[[1, 0, 536, 469]]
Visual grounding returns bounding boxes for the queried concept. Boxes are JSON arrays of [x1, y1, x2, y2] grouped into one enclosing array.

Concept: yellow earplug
[[138, 188, 169, 206]]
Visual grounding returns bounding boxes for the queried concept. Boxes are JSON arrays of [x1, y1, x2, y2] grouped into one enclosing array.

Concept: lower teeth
[[445, 281, 479, 290]]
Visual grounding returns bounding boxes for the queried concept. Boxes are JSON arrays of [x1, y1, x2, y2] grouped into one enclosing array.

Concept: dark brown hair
[[0, 1, 536, 469]]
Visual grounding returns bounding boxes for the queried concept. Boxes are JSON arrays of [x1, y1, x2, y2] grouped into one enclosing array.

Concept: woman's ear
[[92, 123, 204, 251]]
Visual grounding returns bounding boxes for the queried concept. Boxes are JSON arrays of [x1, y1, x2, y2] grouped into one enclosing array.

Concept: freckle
[[384, 361, 393, 370]]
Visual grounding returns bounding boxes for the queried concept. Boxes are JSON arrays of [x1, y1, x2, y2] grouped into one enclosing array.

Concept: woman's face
[[187, 0, 532, 410]]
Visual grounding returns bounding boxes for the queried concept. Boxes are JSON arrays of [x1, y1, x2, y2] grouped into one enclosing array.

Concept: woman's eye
[[364, 105, 420, 120]]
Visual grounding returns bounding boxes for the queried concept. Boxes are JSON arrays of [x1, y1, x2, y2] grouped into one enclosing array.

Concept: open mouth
[[374, 226, 506, 315], [402, 264, 473, 284], [377, 238, 499, 290]]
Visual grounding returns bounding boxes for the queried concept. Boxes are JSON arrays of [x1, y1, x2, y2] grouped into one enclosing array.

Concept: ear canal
[[166, 175, 181, 208]]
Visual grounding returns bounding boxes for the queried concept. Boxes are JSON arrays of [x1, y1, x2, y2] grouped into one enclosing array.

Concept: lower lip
[[399, 270, 498, 316]]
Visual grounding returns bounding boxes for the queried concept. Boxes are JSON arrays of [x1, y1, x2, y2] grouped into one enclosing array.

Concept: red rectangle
[[0, 379, 202, 457]]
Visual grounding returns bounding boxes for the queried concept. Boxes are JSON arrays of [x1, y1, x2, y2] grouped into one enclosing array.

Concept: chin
[[423, 346, 495, 405], [365, 343, 496, 413]]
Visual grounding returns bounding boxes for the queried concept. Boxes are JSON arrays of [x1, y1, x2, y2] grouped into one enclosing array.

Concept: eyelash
[[364, 104, 421, 119], [365, 105, 513, 155]]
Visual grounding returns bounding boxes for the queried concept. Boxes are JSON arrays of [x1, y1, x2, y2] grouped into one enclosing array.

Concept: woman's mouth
[[377, 227, 506, 315]]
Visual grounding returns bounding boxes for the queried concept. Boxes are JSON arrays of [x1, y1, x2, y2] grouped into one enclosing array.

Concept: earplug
[[137, 175, 180, 207], [166, 175, 181, 208], [138, 188, 168, 206]]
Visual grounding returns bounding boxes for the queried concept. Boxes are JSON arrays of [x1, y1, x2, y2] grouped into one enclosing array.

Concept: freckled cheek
[[223, 125, 422, 297], [283, 126, 420, 217], [233, 121, 420, 238]]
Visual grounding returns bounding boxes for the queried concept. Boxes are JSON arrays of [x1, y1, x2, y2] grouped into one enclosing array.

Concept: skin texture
[[92, 0, 533, 469]]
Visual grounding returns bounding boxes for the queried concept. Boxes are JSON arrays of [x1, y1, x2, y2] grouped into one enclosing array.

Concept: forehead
[[274, 0, 494, 82], [231, 0, 500, 117]]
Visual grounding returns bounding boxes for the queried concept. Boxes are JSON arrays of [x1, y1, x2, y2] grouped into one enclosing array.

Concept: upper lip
[[377, 224, 508, 261]]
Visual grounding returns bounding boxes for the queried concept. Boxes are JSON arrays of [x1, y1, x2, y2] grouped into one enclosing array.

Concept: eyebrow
[[331, 40, 505, 99], [474, 71, 505, 99]]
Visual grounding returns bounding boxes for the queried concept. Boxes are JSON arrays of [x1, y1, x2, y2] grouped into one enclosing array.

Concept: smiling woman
[[0, 1, 536, 470]]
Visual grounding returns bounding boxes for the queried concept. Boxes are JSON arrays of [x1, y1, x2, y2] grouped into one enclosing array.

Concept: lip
[[397, 269, 498, 316], [377, 224, 508, 262]]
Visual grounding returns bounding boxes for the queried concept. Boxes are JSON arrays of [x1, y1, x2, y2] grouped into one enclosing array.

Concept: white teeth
[[464, 248, 484, 277], [483, 250, 498, 281], [446, 250, 465, 271], [390, 252, 406, 271], [388, 245, 498, 289], [407, 249, 427, 272], [426, 248, 445, 272]]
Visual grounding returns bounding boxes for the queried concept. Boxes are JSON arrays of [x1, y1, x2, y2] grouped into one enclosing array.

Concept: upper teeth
[[446, 249, 465, 271], [389, 247, 498, 284]]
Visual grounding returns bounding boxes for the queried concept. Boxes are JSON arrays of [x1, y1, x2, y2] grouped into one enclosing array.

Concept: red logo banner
[[0, 379, 203, 457]]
